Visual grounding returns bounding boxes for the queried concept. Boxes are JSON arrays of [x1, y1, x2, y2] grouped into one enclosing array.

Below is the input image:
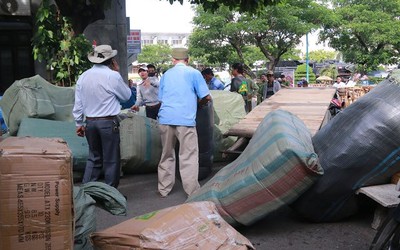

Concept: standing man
[[280, 74, 291, 88], [73, 44, 131, 188], [259, 70, 281, 102], [157, 47, 211, 197], [147, 64, 158, 77], [333, 76, 346, 88], [229, 62, 259, 113], [131, 66, 160, 120], [201, 68, 225, 90], [120, 79, 137, 109]]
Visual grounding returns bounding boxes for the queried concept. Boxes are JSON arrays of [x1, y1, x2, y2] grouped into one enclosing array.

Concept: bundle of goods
[[292, 70, 400, 222], [187, 110, 323, 226]]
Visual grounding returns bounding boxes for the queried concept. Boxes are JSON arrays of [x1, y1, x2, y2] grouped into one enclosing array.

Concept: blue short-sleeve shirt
[[158, 63, 210, 126]]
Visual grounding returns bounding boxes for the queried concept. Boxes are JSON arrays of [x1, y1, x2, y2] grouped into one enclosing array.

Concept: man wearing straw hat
[[73, 44, 131, 188]]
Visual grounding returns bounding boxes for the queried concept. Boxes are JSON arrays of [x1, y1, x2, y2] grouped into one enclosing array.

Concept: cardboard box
[[0, 137, 74, 250], [91, 201, 254, 250]]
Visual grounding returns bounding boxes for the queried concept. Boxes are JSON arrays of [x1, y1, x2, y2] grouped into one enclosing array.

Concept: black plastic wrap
[[292, 73, 400, 222]]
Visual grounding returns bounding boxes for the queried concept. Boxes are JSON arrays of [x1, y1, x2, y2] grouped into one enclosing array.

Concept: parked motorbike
[[328, 98, 342, 117]]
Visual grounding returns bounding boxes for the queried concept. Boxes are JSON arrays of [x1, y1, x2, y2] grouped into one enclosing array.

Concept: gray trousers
[[83, 118, 121, 188], [158, 125, 200, 196]]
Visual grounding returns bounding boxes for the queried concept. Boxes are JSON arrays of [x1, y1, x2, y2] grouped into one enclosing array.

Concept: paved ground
[[93, 163, 378, 250]]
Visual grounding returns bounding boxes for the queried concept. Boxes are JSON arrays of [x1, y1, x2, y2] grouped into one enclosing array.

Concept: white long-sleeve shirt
[[73, 64, 131, 126]]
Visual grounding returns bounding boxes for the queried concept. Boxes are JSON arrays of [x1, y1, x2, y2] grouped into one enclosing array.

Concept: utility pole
[[306, 33, 309, 82]]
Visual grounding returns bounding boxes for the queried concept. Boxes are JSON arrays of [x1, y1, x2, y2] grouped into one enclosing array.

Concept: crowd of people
[[72, 44, 301, 197], [73, 45, 211, 198]]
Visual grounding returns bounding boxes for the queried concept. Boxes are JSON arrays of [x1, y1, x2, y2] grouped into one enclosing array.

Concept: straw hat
[[88, 45, 117, 64]]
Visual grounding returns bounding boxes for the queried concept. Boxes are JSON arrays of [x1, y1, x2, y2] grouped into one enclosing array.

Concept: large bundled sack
[[17, 117, 88, 173], [121, 102, 214, 179], [292, 70, 400, 222], [175, 101, 215, 180], [119, 112, 162, 174], [74, 182, 127, 250], [195, 100, 214, 179], [90, 201, 254, 250], [187, 110, 323, 226], [0, 75, 75, 135], [211, 90, 246, 162]]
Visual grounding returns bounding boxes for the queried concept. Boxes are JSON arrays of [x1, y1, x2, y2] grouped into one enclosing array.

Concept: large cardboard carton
[[91, 201, 254, 250], [0, 137, 74, 250]]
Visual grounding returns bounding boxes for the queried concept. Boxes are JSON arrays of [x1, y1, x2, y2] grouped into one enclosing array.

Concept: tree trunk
[[54, 0, 106, 34]]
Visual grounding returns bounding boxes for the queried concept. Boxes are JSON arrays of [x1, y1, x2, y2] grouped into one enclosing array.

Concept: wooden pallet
[[357, 184, 400, 229], [224, 87, 337, 138]]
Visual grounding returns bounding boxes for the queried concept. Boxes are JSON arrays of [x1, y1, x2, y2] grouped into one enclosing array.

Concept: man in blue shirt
[[120, 79, 137, 109], [201, 68, 225, 90], [158, 48, 211, 197]]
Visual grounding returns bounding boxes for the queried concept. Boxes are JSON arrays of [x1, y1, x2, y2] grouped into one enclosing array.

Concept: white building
[[140, 32, 190, 47]]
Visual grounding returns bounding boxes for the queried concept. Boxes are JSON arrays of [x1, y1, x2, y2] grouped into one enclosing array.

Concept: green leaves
[[189, 0, 323, 71], [137, 44, 173, 72], [165, 0, 280, 13], [32, 0, 92, 86], [319, 0, 400, 73]]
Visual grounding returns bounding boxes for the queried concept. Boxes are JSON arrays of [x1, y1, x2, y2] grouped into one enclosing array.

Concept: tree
[[281, 48, 302, 61], [32, 0, 92, 86], [165, 0, 279, 12], [189, 1, 326, 77], [308, 50, 337, 63], [190, 6, 257, 78], [319, 64, 338, 80], [319, 0, 400, 73], [295, 63, 317, 84], [137, 44, 173, 72], [54, 0, 112, 34], [243, 0, 326, 71]]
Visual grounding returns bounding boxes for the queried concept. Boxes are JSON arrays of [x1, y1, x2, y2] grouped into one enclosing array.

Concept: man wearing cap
[[131, 66, 160, 120], [259, 70, 281, 102], [73, 44, 131, 188], [157, 47, 211, 197]]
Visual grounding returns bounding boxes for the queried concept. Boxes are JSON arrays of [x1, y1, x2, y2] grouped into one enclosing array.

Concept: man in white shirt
[[72, 44, 131, 188], [333, 76, 346, 88]]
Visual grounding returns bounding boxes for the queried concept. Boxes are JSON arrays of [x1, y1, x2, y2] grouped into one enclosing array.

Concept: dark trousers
[[145, 103, 161, 120], [83, 118, 121, 188]]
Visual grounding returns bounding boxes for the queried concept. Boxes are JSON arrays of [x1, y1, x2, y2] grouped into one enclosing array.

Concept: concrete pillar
[[84, 0, 128, 83]]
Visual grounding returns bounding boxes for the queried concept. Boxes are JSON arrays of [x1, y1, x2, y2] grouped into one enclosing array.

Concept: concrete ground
[[93, 164, 378, 250]]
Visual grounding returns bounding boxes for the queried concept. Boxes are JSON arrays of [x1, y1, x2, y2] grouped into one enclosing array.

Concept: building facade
[[0, 0, 128, 94], [140, 32, 189, 47]]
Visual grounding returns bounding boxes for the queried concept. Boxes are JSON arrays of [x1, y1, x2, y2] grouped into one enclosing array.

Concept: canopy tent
[[316, 75, 333, 81]]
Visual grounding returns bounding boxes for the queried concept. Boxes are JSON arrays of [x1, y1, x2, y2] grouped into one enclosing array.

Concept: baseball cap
[[138, 66, 148, 72]]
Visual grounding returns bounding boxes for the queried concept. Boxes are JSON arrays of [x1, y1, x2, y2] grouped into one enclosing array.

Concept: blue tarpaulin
[[0, 96, 7, 133]]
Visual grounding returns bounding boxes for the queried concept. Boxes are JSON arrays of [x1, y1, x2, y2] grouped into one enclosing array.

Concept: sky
[[125, 0, 332, 52], [126, 0, 195, 33]]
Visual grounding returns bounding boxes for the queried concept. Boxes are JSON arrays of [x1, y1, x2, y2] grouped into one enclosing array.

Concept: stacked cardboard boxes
[[0, 137, 74, 250]]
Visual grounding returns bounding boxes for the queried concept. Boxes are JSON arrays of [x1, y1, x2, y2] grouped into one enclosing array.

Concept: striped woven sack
[[186, 110, 323, 226], [120, 113, 162, 174]]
